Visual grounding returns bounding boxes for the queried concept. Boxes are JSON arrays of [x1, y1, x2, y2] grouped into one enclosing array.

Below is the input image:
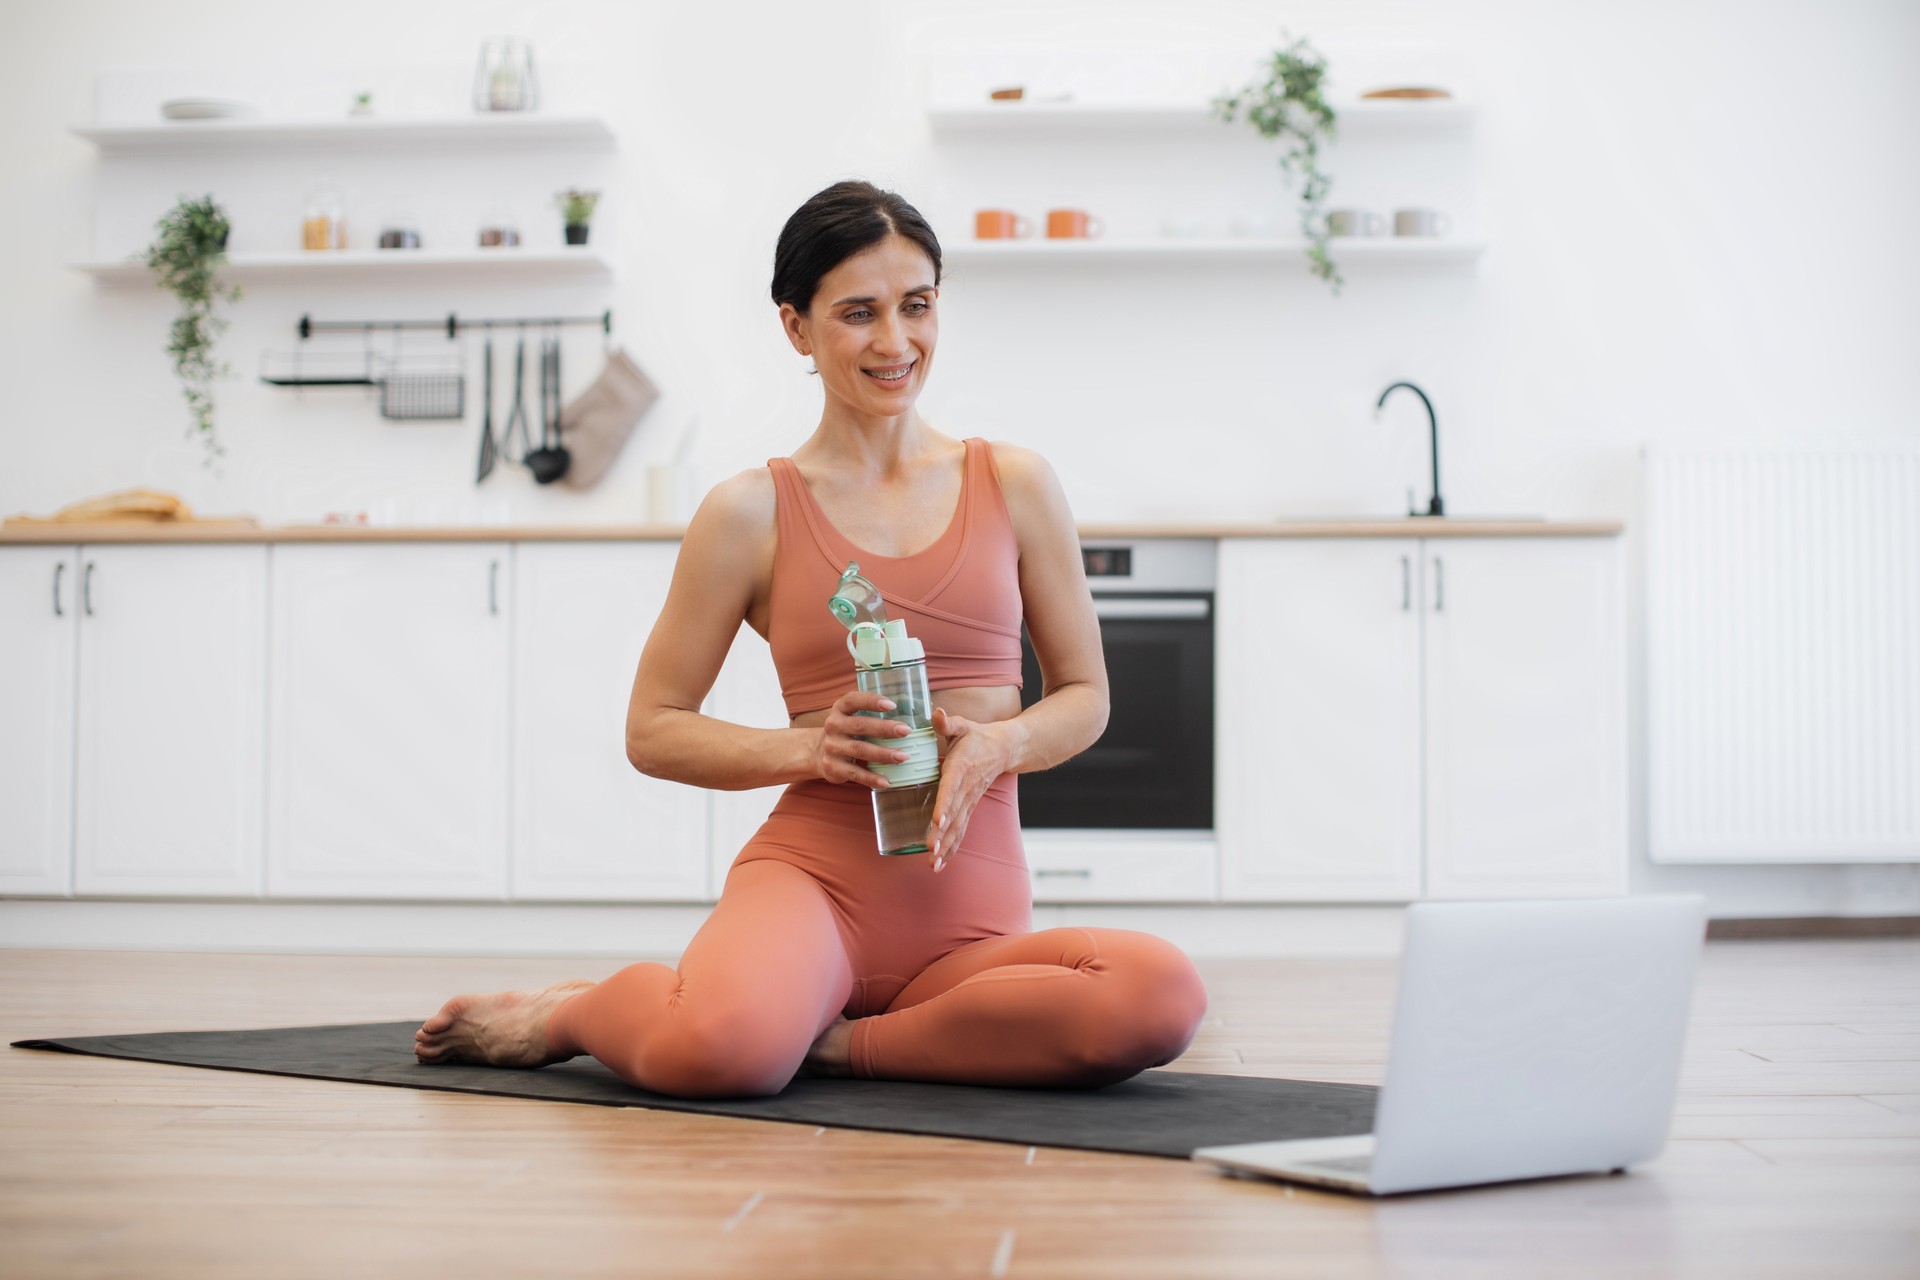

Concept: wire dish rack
[[260, 348, 466, 420]]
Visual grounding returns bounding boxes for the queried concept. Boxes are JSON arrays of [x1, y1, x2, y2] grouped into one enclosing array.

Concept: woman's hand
[[812, 690, 912, 789], [926, 707, 1019, 872]]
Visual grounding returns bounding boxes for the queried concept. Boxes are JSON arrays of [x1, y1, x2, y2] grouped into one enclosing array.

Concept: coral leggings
[[546, 774, 1209, 1098]]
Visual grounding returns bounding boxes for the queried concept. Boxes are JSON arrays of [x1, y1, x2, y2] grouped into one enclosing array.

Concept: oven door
[[1016, 592, 1214, 830]]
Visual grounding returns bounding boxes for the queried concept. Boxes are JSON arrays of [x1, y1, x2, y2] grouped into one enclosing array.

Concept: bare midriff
[[788, 684, 1023, 732]]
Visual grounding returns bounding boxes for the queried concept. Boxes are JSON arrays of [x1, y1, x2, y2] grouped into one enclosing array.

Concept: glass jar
[[302, 184, 346, 251], [473, 37, 539, 113]]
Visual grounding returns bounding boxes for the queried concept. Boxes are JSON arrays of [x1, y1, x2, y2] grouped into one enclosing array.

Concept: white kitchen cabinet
[[705, 624, 791, 896], [73, 545, 268, 896], [1218, 539, 1424, 901], [1218, 536, 1625, 902], [267, 543, 510, 899], [1421, 539, 1626, 898], [511, 543, 707, 901], [0, 546, 78, 895]]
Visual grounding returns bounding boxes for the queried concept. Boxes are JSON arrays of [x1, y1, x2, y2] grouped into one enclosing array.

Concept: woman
[[414, 181, 1208, 1097]]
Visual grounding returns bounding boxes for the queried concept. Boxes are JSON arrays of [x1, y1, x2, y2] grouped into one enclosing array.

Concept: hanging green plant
[[1213, 34, 1341, 293], [143, 194, 242, 465]]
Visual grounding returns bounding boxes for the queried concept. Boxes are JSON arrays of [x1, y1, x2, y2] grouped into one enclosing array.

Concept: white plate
[[160, 98, 253, 121]]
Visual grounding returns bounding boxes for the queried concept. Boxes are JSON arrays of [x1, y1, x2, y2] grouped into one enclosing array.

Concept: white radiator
[[1646, 444, 1920, 862]]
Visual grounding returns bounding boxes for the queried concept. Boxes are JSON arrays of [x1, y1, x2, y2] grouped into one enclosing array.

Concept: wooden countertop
[[0, 517, 1623, 544]]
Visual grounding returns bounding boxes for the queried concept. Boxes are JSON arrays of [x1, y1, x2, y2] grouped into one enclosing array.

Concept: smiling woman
[[414, 179, 1210, 1100]]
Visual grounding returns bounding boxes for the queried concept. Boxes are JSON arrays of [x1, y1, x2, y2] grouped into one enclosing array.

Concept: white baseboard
[[0, 899, 1408, 958]]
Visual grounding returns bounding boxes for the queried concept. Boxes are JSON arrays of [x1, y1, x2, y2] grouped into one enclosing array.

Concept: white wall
[[4, 0, 1918, 917]]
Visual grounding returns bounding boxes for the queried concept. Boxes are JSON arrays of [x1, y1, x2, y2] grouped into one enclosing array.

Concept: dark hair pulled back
[[771, 180, 942, 314]]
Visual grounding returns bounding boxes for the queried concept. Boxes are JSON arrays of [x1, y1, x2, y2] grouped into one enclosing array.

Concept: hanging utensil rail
[[296, 310, 613, 340]]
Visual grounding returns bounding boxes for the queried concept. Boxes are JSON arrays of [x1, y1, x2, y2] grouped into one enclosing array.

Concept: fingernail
[[880, 698, 895, 709]]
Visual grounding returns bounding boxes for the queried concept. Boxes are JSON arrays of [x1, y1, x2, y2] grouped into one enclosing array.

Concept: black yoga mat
[[11, 1021, 1375, 1161]]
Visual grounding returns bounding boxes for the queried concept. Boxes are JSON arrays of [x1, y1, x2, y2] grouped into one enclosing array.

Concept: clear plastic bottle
[[829, 564, 941, 856]]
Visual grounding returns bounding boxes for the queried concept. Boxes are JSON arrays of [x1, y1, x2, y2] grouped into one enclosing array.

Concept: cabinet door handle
[[1431, 556, 1444, 612], [53, 561, 65, 617], [488, 560, 500, 615], [83, 562, 95, 616], [1034, 868, 1093, 879], [1400, 555, 1411, 611]]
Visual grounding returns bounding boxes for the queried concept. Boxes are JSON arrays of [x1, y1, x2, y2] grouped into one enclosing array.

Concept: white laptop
[[1192, 894, 1706, 1196]]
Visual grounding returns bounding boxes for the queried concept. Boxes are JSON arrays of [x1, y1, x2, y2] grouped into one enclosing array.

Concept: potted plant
[[556, 188, 600, 245], [143, 194, 242, 465], [1213, 34, 1341, 293]]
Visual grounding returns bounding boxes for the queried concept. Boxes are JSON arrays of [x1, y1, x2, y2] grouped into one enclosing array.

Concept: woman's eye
[[904, 301, 930, 315], [844, 309, 872, 322]]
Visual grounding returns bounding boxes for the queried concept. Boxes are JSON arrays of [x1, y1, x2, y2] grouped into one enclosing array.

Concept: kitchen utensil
[[499, 337, 533, 463], [1045, 209, 1103, 239], [475, 338, 498, 482], [526, 332, 572, 485], [1360, 86, 1452, 100], [375, 336, 464, 421]]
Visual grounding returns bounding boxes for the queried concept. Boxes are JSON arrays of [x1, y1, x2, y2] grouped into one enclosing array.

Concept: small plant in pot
[[143, 194, 243, 466], [1214, 33, 1341, 293], [556, 188, 600, 245]]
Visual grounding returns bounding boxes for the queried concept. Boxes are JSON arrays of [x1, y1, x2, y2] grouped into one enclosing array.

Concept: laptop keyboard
[[1298, 1154, 1374, 1176]]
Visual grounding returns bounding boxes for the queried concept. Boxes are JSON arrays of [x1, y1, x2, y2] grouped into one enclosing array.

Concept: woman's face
[[781, 234, 938, 421]]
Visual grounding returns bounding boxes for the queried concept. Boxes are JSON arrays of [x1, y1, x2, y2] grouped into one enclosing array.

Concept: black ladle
[[525, 332, 571, 485]]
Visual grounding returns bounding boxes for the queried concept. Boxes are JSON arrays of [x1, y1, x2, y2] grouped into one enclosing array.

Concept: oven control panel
[[1077, 539, 1215, 592]]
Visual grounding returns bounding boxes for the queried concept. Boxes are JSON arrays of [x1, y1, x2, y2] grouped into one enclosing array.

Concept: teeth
[[868, 366, 910, 381]]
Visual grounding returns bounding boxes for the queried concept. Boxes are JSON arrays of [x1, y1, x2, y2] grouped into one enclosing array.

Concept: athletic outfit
[[546, 438, 1208, 1098]]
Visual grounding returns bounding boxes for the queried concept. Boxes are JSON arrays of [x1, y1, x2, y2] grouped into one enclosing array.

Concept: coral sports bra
[[766, 437, 1024, 717]]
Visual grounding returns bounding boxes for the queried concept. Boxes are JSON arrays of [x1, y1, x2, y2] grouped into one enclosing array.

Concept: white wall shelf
[[944, 238, 1484, 267], [71, 247, 615, 287], [70, 113, 616, 152], [926, 98, 1474, 137]]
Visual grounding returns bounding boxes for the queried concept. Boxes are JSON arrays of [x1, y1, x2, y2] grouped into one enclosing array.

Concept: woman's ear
[[778, 302, 811, 358]]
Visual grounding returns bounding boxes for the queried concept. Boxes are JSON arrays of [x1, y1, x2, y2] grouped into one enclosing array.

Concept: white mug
[[1393, 208, 1452, 238], [1326, 209, 1386, 237]]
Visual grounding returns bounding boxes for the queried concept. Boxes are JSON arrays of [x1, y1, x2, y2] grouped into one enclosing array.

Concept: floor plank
[[2, 940, 1917, 1278]]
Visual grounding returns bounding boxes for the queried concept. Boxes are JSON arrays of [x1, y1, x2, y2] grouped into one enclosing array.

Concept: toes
[[419, 997, 469, 1034]]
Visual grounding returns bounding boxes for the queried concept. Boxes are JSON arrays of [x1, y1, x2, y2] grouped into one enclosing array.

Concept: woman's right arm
[[623, 470, 911, 792]]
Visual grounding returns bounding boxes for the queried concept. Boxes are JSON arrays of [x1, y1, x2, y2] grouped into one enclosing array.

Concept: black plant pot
[[564, 223, 590, 246]]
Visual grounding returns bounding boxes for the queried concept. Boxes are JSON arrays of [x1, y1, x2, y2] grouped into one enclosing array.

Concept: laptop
[[1192, 894, 1707, 1196]]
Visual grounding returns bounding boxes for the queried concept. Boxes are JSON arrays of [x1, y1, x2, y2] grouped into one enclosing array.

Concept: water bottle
[[829, 563, 941, 856]]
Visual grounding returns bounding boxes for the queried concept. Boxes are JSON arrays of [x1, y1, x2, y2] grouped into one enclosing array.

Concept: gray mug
[[1326, 209, 1386, 237], [1393, 208, 1452, 237]]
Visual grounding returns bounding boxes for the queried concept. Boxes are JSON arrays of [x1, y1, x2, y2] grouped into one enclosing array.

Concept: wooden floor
[[2, 940, 1916, 1279]]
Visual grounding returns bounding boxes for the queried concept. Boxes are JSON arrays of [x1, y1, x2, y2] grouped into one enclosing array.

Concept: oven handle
[[1091, 597, 1211, 620]]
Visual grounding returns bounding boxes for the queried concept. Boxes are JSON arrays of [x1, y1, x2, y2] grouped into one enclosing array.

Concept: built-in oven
[[1017, 539, 1215, 833]]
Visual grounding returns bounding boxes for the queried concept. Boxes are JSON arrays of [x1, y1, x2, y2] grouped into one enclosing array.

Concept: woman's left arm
[[928, 442, 1109, 870]]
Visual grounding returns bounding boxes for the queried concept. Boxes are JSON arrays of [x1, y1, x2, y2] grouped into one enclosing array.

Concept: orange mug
[[1046, 209, 1105, 239], [974, 209, 1032, 240]]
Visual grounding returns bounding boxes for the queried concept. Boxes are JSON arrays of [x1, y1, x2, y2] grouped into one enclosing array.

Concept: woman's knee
[[631, 1001, 806, 1099], [1100, 931, 1209, 1067]]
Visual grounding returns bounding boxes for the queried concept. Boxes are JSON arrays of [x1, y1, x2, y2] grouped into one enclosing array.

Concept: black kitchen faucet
[[1376, 381, 1444, 517]]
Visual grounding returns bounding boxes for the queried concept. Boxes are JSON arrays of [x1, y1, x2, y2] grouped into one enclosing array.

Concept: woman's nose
[[870, 313, 907, 356]]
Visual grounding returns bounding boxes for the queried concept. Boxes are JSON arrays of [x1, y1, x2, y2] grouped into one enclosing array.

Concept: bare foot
[[413, 979, 596, 1068], [797, 1014, 855, 1079]]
